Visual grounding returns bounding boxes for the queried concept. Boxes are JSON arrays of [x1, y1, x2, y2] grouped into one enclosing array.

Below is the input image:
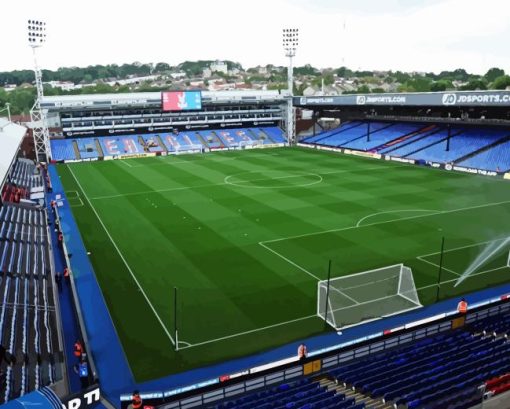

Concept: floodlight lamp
[[27, 19, 47, 48]]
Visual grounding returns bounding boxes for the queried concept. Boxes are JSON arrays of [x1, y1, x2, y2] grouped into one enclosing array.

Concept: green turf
[[56, 147, 510, 381]]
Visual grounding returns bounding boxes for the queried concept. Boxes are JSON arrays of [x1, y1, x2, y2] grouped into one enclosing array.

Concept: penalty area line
[[258, 242, 360, 305], [416, 256, 462, 277], [178, 314, 318, 350]]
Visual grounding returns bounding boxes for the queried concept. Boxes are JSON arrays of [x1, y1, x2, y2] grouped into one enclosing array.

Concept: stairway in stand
[[319, 377, 394, 409], [72, 140, 81, 160]]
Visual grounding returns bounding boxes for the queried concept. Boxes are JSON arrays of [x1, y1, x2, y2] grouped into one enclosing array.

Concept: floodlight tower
[[28, 19, 51, 163], [282, 28, 299, 144]]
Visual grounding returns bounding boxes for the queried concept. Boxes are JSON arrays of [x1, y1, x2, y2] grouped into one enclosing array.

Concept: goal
[[317, 264, 422, 330]]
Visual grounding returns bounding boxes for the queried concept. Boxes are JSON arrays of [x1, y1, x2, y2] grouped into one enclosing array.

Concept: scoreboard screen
[[161, 91, 202, 111]]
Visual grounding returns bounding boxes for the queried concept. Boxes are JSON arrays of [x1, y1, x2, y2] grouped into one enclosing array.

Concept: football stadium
[[2, 9, 510, 409]]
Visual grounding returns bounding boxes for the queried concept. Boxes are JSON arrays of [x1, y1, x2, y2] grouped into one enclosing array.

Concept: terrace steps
[[210, 131, 227, 148], [94, 138, 104, 157], [320, 377, 393, 409], [196, 132, 210, 149], [259, 128, 276, 144], [72, 140, 81, 160], [155, 135, 168, 153]]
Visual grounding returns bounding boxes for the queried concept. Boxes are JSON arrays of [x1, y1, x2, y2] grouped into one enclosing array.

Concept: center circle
[[224, 171, 323, 189]]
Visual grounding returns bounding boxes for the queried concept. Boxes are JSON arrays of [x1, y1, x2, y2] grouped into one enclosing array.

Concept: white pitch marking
[[261, 199, 510, 245], [416, 256, 462, 277], [89, 164, 407, 200], [258, 241, 321, 281], [178, 314, 318, 350], [356, 209, 442, 228], [119, 160, 133, 168], [68, 166, 176, 347]]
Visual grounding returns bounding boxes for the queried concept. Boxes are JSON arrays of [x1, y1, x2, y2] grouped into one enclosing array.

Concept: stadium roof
[[294, 90, 510, 108], [41, 90, 286, 111], [0, 118, 26, 189]]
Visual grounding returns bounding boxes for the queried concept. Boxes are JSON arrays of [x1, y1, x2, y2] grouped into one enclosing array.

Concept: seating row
[[50, 127, 287, 161], [301, 121, 510, 171]]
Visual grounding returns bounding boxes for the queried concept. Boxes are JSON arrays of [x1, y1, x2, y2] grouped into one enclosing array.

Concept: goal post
[[317, 264, 422, 330]]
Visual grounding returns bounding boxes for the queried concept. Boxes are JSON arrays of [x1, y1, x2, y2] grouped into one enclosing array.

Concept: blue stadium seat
[[458, 138, 510, 171], [50, 139, 76, 161]]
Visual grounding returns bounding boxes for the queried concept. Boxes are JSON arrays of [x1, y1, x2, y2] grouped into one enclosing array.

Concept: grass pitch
[[57, 147, 510, 381]]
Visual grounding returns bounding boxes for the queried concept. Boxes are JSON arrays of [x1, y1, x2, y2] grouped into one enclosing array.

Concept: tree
[[394, 71, 411, 83], [154, 62, 171, 72], [400, 77, 432, 92], [484, 68, 505, 83], [460, 79, 487, 91], [430, 79, 452, 92], [294, 64, 319, 76], [335, 66, 353, 78], [491, 75, 510, 90]]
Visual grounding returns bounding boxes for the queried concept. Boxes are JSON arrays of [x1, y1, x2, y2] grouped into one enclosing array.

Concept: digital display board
[[161, 91, 202, 111]]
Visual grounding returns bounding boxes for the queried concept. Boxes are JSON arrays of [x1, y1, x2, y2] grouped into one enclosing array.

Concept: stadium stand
[[458, 138, 510, 172], [301, 121, 510, 172], [407, 128, 509, 163], [469, 309, 510, 337], [0, 197, 63, 403], [50, 127, 287, 161], [377, 126, 439, 154], [485, 373, 510, 397], [306, 122, 392, 148], [341, 123, 422, 151], [261, 127, 287, 143], [99, 136, 146, 156], [2, 159, 45, 203], [49, 139, 76, 162], [209, 377, 366, 409], [76, 137, 102, 159], [380, 128, 454, 158], [330, 328, 509, 408]]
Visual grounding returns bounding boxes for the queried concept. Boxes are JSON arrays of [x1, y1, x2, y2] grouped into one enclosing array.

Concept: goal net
[[317, 264, 422, 330]]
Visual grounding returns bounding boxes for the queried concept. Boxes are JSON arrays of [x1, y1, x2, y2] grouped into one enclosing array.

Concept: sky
[[1, 0, 509, 74]]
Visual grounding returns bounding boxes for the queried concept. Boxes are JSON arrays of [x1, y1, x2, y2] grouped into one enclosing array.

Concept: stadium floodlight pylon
[[28, 19, 51, 163], [318, 264, 422, 330], [0, 103, 11, 122], [282, 28, 298, 145]]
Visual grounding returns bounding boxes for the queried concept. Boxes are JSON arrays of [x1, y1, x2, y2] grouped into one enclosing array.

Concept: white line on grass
[[224, 172, 323, 189], [416, 264, 509, 292], [178, 314, 318, 350], [418, 237, 509, 259], [119, 160, 133, 168], [261, 199, 510, 245], [259, 202, 510, 294], [67, 166, 177, 347], [158, 156, 239, 166], [416, 256, 462, 277], [89, 164, 406, 201], [415, 237, 510, 278], [69, 197, 84, 208], [258, 242, 359, 305], [90, 182, 226, 200], [177, 258, 509, 344], [259, 241, 321, 281], [356, 209, 442, 228]]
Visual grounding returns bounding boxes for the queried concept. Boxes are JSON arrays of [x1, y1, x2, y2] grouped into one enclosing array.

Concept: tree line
[[1, 61, 510, 115]]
